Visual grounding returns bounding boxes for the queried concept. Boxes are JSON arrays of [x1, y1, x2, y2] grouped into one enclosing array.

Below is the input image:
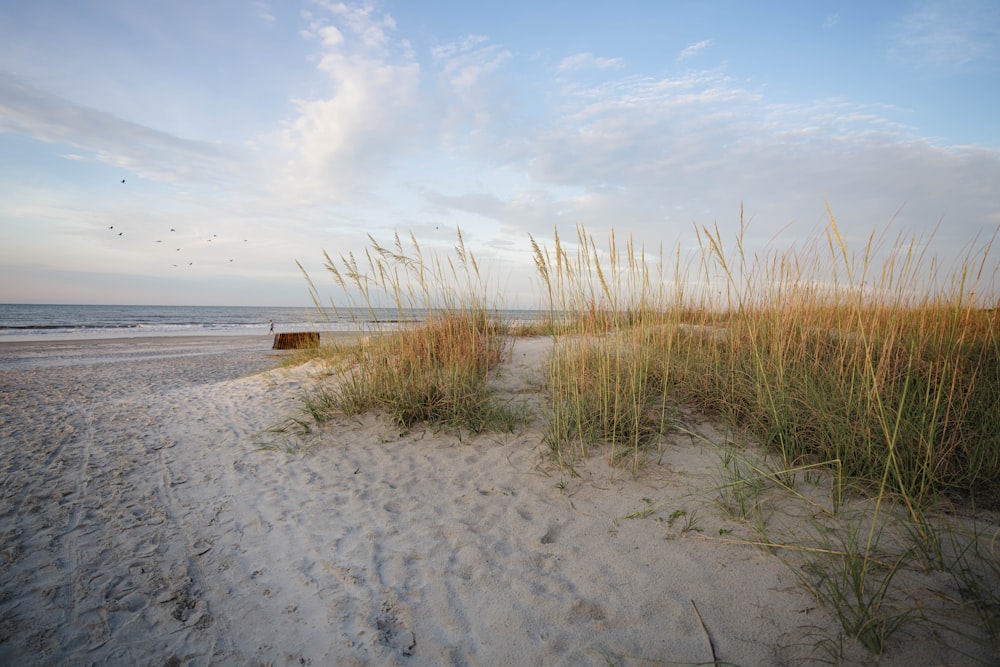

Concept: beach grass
[[296, 210, 998, 657], [290, 213, 999, 510], [528, 208, 998, 656], [531, 209, 999, 510], [295, 230, 524, 434]]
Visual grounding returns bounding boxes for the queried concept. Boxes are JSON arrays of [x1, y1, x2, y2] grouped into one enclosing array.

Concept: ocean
[[0, 304, 545, 341]]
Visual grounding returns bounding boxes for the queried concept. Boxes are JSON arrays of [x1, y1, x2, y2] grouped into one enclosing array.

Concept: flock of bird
[[107, 178, 249, 268]]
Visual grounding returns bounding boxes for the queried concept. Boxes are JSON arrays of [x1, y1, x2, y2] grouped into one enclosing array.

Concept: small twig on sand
[[690, 599, 718, 665]]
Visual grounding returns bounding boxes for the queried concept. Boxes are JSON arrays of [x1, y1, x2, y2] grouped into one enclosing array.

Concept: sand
[[0, 334, 996, 665]]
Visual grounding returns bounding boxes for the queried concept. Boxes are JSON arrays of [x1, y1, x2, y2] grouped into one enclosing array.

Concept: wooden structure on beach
[[272, 331, 320, 350]]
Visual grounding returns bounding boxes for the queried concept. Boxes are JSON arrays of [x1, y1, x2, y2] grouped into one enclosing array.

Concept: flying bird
[[170, 228, 175, 232], [109, 226, 114, 229], [118, 232, 123, 236], [121, 179, 125, 184]]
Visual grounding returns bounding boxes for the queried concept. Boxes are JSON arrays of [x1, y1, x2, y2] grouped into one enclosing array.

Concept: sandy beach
[[1, 334, 996, 666]]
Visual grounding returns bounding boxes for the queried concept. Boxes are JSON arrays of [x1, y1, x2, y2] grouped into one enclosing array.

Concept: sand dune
[[0, 336, 995, 665]]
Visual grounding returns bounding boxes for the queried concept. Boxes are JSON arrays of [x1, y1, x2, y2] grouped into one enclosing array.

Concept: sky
[[1, 0, 998, 308]]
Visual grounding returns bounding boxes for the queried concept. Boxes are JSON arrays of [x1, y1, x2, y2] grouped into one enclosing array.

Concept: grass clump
[[531, 210, 1000, 509], [528, 210, 998, 658], [531, 227, 679, 471], [543, 333, 673, 470], [798, 519, 916, 655], [296, 229, 523, 435], [331, 312, 516, 431], [671, 213, 999, 509]]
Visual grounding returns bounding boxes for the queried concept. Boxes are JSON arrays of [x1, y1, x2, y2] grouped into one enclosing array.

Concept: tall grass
[[530, 227, 680, 471], [532, 210, 1000, 509], [531, 210, 998, 656], [290, 213, 997, 656], [295, 230, 522, 434]]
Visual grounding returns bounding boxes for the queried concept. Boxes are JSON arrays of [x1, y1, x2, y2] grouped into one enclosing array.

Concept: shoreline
[[0, 332, 362, 372], [0, 330, 364, 346]]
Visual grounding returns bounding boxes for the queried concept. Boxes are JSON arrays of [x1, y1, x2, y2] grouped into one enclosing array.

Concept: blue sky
[[1, 0, 998, 307]]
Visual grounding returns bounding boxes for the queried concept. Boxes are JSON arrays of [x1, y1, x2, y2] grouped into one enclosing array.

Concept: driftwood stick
[[690, 599, 719, 665]]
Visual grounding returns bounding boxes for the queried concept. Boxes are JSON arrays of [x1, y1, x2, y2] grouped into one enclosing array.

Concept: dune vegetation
[[531, 207, 999, 511], [291, 208, 999, 658], [293, 230, 523, 436]]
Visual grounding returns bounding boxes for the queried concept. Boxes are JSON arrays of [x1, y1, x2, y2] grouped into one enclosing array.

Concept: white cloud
[[423, 35, 518, 154], [556, 53, 625, 72], [0, 70, 241, 184], [317, 25, 345, 47], [431, 35, 490, 61], [252, 1, 276, 23], [676, 39, 712, 61], [318, 0, 396, 50], [279, 4, 422, 199], [433, 36, 512, 93], [420, 62, 1000, 276], [890, 0, 1000, 68]]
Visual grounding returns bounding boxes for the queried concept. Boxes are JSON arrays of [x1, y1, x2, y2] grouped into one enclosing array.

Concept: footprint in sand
[[375, 601, 416, 656], [567, 599, 607, 624]]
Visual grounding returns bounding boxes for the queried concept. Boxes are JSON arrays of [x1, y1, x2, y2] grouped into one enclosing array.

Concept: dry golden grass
[[295, 213, 998, 657]]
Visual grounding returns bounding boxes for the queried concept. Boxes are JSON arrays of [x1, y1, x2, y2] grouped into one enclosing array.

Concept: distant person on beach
[[269, 319, 274, 335]]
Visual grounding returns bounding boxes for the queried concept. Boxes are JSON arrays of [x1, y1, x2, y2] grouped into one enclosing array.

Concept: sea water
[[0, 304, 546, 341]]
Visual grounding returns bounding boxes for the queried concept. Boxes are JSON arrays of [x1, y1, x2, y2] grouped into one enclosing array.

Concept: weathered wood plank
[[272, 331, 320, 350]]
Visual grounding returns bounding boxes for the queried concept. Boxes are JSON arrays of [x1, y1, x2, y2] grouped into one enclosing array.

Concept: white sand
[[0, 335, 996, 665]]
